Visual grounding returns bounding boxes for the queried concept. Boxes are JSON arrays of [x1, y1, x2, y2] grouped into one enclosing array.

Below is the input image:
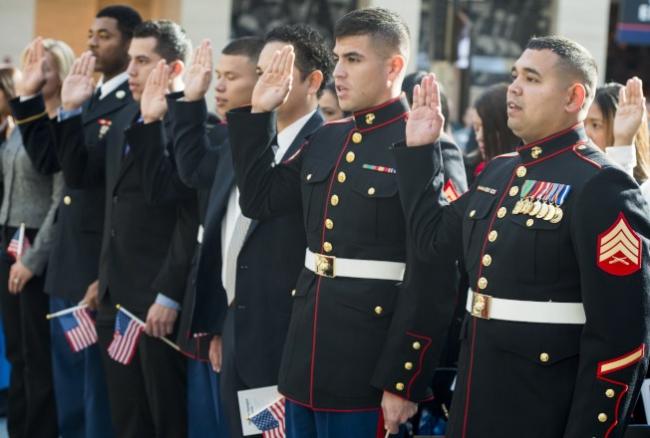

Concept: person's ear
[[168, 60, 184, 80], [306, 69, 324, 96], [566, 83, 587, 113]]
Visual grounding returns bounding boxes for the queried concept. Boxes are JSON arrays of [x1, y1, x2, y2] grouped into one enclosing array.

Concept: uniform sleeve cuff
[[57, 106, 83, 122]]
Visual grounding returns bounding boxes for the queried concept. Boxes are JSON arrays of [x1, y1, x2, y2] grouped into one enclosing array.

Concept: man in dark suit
[[9, 6, 142, 438], [163, 25, 331, 437], [54, 20, 196, 437]]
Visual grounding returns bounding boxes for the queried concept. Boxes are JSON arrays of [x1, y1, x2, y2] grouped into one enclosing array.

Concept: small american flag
[[7, 224, 30, 261], [58, 308, 98, 353], [250, 397, 285, 438], [107, 309, 144, 365]]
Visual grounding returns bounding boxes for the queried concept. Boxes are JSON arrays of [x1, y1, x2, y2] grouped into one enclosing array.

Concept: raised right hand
[[405, 73, 445, 147], [17, 37, 46, 96], [613, 77, 646, 146], [61, 51, 96, 111], [184, 39, 213, 102], [251, 45, 294, 113]]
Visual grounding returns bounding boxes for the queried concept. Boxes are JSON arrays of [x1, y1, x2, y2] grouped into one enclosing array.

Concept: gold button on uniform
[[598, 413, 608, 423], [63, 196, 72, 205], [482, 254, 492, 267], [412, 341, 421, 350], [306, 173, 313, 181], [469, 210, 476, 218], [526, 218, 534, 227], [509, 186, 519, 197], [395, 382, 405, 391], [488, 230, 498, 242], [539, 352, 550, 363], [374, 306, 383, 315], [497, 207, 507, 218], [330, 195, 339, 206], [516, 166, 527, 177], [605, 389, 615, 398], [337, 172, 346, 183], [346, 151, 355, 163], [404, 362, 413, 370], [367, 187, 376, 196], [323, 242, 333, 253], [352, 132, 362, 144], [325, 219, 334, 230], [477, 277, 488, 290]]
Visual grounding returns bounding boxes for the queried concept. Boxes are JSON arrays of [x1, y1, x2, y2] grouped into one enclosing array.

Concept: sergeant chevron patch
[[597, 213, 641, 276]]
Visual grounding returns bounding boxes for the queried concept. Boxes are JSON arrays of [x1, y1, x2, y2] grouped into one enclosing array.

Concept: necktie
[[223, 204, 252, 304]]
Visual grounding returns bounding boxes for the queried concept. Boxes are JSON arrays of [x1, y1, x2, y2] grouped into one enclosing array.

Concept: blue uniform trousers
[[187, 358, 228, 437]]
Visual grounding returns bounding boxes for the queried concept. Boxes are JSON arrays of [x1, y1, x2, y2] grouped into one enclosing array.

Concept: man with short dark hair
[[9, 5, 142, 438], [394, 35, 650, 437], [54, 19, 196, 437], [164, 25, 330, 437], [227, 8, 466, 437]]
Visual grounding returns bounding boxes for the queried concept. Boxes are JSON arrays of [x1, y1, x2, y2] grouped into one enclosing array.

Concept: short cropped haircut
[[222, 36, 265, 64], [265, 24, 333, 97], [133, 20, 192, 64], [96, 5, 143, 40], [526, 35, 598, 105], [334, 7, 410, 59]]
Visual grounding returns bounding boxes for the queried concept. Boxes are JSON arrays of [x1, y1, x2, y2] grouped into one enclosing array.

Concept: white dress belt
[[304, 249, 405, 281], [465, 289, 586, 324]]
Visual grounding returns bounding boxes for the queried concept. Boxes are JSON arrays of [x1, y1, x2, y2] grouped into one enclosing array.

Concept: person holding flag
[[0, 63, 64, 436]]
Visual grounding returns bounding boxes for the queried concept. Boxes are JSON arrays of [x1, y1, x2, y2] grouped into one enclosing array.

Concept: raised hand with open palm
[[251, 45, 294, 113], [405, 73, 445, 147], [141, 60, 170, 123], [61, 51, 96, 111], [17, 37, 47, 96], [184, 39, 213, 102], [613, 77, 646, 146]]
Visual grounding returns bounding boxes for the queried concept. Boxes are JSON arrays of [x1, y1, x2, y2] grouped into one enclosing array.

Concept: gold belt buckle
[[471, 292, 492, 319], [315, 254, 336, 278]]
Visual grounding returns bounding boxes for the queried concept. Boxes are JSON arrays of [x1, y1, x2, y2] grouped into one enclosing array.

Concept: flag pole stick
[[46, 303, 89, 320], [115, 304, 180, 352], [17, 223, 25, 258]]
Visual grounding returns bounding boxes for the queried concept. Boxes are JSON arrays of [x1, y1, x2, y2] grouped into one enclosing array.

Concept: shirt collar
[[276, 109, 317, 162], [96, 72, 128, 100]]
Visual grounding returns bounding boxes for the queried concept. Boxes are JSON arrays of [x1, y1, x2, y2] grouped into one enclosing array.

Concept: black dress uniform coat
[[9, 82, 132, 301], [53, 100, 196, 315], [227, 96, 467, 410], [393, 124, 650, 437]]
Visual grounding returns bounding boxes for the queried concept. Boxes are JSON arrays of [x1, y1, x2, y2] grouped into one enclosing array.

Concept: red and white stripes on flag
[[7, 224, 31, 261], [58, 308, 98, 353], [249, 397, 286, 438], [107, 309, 144, 365]]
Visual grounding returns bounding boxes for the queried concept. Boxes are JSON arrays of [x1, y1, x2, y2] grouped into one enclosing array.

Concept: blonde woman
[[0, 38, 69, 437]]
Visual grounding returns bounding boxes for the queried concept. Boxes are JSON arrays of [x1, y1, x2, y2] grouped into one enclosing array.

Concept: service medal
[[529, 200, 542, 216], [536, 202, 549, 219], [512, 200, 523, 215], [550, 207, 563, 223], [543, 203, 556, 221]]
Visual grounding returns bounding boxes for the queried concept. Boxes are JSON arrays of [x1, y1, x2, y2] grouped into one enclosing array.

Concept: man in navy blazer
[[168, 26, 332, 437]]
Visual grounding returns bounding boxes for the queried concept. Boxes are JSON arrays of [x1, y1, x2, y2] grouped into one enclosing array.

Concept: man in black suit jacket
[[163, 27, 331, 437], [9, 6, 142, 438], [54, 20, 196, 438]]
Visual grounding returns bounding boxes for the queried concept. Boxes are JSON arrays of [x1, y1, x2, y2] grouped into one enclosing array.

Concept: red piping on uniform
[[354, 96, 403, 117], [285, 395, 381, 413], [324, 116, 354, 126], [376, 408, 385, 438], [405, 331, 432, 399], [462, 165, 518, 437], [516, 122, 583, 151], [524, 141, 586, 167], [572, 145, 603, 169], [282, 140, 309, 164], [596, 344, 645, 437], [308, 130, 354, 406], [358, 114, 408, 134]]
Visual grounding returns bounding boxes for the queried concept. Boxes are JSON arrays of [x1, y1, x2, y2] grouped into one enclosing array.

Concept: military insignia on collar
[[443, 179, 460, 202], [116, 90, 126, 99], [362, 164, 396, 174], [597, 212, 641, 276], [98, 118, 112, 139]]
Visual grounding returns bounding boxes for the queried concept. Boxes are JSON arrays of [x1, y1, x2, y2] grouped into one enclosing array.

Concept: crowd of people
[[0, 3, 649, 438]]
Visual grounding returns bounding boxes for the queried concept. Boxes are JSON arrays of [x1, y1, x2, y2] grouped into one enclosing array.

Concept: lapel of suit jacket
[[201, 144, 235, 251], [82, 80, 132, 126], [241, 110, 324, 243], [108, 104, 140, 193]]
